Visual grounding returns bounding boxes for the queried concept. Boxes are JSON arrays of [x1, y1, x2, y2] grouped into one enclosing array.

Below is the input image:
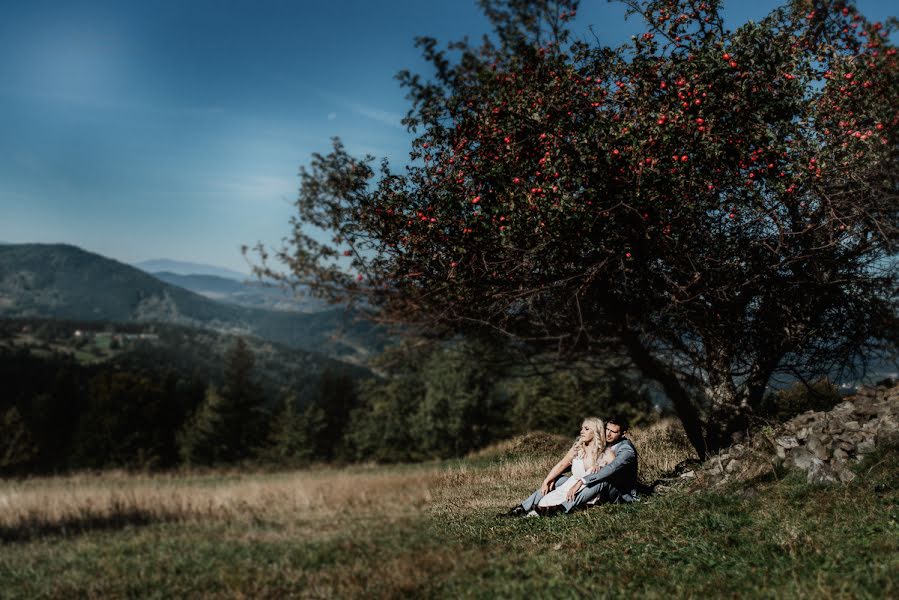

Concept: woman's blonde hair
[[571, 417, 607, 469]]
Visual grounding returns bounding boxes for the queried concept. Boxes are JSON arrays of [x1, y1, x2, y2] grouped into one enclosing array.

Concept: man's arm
[[581, 442, 635, 487]]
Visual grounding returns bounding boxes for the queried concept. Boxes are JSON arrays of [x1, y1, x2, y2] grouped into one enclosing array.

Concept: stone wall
[[695, 381, 899, 487]]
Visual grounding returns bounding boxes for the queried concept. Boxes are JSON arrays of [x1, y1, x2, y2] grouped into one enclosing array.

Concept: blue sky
[[1, 0, 895, 273]]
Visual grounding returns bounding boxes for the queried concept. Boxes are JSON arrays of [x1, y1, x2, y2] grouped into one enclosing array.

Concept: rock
[[857, 440, 876, 454], [876, 429, 899, 446], [806, 459, 836, 484], [856, 405, 880, 418], [838, 468, 856, 483], [692, 381, 898, 489], [776, 436, 799, 449], [806, 438, 829, 460], [834, 400, 856, 412], [791, 448, 816, 470]]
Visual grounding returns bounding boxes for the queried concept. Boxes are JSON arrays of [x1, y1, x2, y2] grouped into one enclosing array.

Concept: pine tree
[[177, 385, 227, 465], [0, 407, 38, 474], [265, 396, 320, 465], [219, 338, 266, 460]]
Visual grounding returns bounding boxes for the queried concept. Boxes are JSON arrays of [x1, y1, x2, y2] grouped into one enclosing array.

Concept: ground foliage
[[0, 436, 895, 598], [252, 0, 899, 458]]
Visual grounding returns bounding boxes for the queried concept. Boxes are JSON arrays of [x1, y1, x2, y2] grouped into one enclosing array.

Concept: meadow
[[1, 421, 896, 599]]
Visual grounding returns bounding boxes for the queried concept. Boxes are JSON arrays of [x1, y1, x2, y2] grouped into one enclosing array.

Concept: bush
[[754, 380, 842, 423]]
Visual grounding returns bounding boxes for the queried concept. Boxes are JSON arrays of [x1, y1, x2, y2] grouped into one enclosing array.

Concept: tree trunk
[[702, 349, 748, 453], [619, 329, 709, 460]]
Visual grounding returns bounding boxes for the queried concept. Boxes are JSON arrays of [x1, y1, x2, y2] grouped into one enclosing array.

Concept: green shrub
[[754, 380, 842, 423]]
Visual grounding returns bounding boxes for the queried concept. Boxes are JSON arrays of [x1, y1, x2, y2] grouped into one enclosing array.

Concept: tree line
[[0, 335, 655, 475]]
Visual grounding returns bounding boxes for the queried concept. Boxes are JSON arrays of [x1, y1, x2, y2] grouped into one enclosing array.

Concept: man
[[506, 415, 639, 517]]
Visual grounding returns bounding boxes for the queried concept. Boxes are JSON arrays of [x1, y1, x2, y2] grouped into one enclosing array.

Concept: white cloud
[[313, 88, 404, 129], [208, 173, 295, 201]]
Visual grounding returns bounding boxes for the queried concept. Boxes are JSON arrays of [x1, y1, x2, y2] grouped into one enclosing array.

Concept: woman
[[521, 417, 616, 515]]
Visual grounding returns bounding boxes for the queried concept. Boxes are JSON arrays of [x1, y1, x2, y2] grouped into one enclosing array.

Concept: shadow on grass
[[0, 509, 181, 544]]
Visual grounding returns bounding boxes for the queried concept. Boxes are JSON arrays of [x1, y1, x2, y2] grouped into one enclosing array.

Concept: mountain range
[[0, 243, 385, 363], [133, 259, 249, 280]]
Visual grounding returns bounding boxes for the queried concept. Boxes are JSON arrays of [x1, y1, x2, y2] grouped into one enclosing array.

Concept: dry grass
[[0, 465, 441, 542], [628, 418, 698, 482]]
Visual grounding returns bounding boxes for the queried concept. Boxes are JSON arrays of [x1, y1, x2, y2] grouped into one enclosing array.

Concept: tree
[[219, 337, 267, 460], [178, 339, 265, 465], [343, 340, 508, 461], [412, 345, 501, 457], [506, 367, 655, 436], [0, 407, 38, 474], [251, 0, 897, 458], [343, 376, 423, 462], [308, 368, 358, 460], [264, 395, 322, 465], [71, 371, 171, 469], [177, 385, 228, 465]]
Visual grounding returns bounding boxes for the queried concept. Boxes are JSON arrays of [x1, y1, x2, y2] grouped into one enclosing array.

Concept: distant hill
[[151, 271, 327, 313], [133, 259, 248, 280], [0, 317, 373, 405], [0, 243, 385, 363]]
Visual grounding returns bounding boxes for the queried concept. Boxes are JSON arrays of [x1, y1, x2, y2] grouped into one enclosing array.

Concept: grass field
[[1, 421, 897, 599]]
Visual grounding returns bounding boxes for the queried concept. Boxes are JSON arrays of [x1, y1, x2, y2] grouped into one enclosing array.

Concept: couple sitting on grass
[[505, 416, 638, 518]]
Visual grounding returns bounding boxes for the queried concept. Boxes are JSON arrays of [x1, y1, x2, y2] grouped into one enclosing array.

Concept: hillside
[[0, 317, 371, 395], [0, 243, 385, 362]]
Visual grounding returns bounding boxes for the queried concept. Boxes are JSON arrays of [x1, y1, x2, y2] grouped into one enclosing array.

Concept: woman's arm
[[541, 447, 576, 495]]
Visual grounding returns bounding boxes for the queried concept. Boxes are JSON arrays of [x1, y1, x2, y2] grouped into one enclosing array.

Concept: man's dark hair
[[607, 415, 630, 433]]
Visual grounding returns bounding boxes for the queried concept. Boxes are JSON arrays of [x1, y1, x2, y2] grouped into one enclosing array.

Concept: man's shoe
[[498, 505, 527, 518]]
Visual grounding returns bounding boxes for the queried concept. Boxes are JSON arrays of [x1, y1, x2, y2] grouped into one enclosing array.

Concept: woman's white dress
[[538, 456, 589, 508]]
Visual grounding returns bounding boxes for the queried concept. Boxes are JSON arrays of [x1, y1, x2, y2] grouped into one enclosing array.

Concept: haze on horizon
[[2, 0, 895, 274]]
